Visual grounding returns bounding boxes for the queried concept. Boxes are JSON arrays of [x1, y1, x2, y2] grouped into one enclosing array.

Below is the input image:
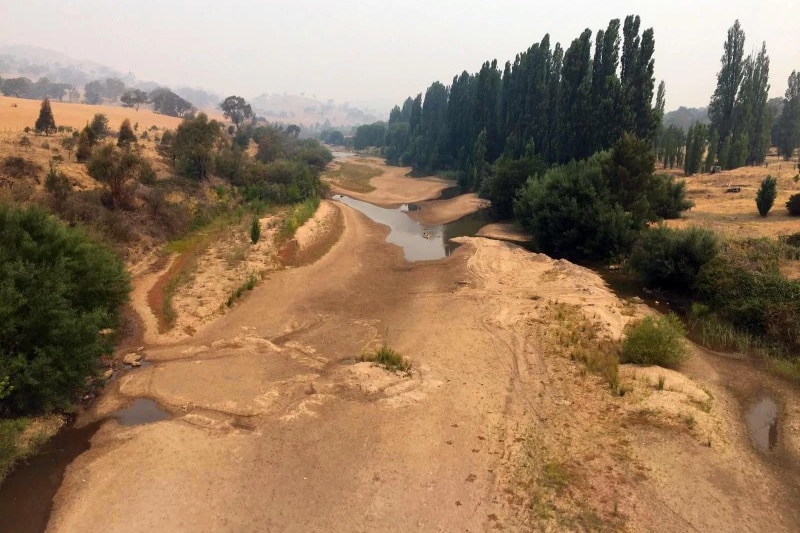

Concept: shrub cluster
[[0, 204, 130, 413], [620, 314, 689, 367]]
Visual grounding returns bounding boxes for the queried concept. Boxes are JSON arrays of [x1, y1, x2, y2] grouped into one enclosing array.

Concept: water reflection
[[333, 195, 488, 261]]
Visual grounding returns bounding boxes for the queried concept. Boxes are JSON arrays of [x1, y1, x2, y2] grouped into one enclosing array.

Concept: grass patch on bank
[[361, 343, 411, 372], [0, 416, 60, 483], [547, 302, 622, 394], [225, 273, 259, 307], [279, 196, 320, 241], [327, 162, 381, 193]]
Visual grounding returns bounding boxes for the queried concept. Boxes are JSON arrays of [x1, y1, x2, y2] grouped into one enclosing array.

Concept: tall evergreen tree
[[35, 97, 56, 136], [117, 118, 137, 149], [777, 71, 800, 160], [709, 20, 746, 167]]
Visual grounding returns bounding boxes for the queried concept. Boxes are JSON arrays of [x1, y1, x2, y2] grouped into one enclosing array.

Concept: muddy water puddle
[[746, 397, 779, 453], [113, 398, 170, 426], [333, 194, 489, 261], [0, 398, 170, 532]]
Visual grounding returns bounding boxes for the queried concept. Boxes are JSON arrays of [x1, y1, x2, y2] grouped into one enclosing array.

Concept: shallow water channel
[[0, 398, 170, 533], [333, 194, 489, 261]]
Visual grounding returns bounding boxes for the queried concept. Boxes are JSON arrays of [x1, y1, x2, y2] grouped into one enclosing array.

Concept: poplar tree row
[[374, 15, 661, 189], [707, 20, 772, 169]]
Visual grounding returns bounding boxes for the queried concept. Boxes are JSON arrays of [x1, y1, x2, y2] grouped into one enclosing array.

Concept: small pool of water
[[0, 398, 171, 533], [746, 397, 779, 453], [113, 398, 170, 427], [333, 195, 489, 261]]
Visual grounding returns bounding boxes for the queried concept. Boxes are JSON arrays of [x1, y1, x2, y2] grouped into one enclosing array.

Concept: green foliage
[[361, 344, 411, 372], [628, 226, 719, 294], [696, 241, 800, 351], [149, 88, 195, 117], [648, 174, 694, 219], [250, 217, 260, 244], [683, 122, 707, 175], [34, 98, 56, 136], [776, 71, 800, 160], [0, 204, 130, 413], [708, 21, 772, 169], [120, 89, 148, 110], [280, 197, 320, 240], [220, 95, 253, 132], [45, 161, 72, 203], [786, 194, 800, 216], [514, 155, 636, 261], [75, 127, 94, 162], [86, 144, 143, 209], [755, 175, 777, 217], [89, 113, 109, 138], [174, 113, 222, 180], [380, 16, 658, 177], [0, 418, 28, 480], [482, 156, 547, 219], [117, 119, 137, 149], [620, 314, 689, 367], [60, 136, 76, 160]]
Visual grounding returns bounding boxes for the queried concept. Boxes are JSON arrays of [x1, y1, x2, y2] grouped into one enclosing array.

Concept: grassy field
[[0, 96, 192, 132], [325, 161, 382, 193]]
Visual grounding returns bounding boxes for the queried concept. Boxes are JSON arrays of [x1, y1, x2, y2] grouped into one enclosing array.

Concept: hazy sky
[[2, 0, 799, 113]]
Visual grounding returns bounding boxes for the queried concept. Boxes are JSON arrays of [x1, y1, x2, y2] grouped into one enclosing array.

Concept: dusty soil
[[407, 193, 489, 225], [40, 158, 800, 532], [326, 156, 454, 207], [477, 222, 532, 243]]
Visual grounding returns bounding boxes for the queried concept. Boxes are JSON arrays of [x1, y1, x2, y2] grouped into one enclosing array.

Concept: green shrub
[[786, 194, 800, 216], [514, 156, 636, 261], [628, 226, 719, 294], [250, 217, 261, 244], [0, 204, 130, 413], [756, 175, 777, 217], [648, 174, 694, 219], [620, 314, 689, 367]]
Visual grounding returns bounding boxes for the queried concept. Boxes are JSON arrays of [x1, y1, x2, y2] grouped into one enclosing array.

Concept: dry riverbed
[[28, 158, 800, 532]]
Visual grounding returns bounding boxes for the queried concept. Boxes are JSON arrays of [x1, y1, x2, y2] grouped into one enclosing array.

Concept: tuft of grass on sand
[[361, 343, 411, 372]]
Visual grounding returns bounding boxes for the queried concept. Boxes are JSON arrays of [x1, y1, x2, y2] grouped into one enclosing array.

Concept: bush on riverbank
[[621, 314, 689, 367], [0, 204, 130, 414]]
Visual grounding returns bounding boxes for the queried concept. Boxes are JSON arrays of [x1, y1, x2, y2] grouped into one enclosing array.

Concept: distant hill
[[0, 44, 222, 111], [663, 106, 710, 131], [250, 93, 380, 130], [1, 44, 382, 129]]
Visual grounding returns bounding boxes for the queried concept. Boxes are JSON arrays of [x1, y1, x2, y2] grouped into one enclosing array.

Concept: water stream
[[333, 194, 490, 261], [0, 398, 170, 533]]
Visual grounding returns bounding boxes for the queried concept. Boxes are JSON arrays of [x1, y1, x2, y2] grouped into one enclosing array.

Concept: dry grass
[[546, 301, 623, 394], [666, 155, 800, 240], [325, 161, 381, 193]]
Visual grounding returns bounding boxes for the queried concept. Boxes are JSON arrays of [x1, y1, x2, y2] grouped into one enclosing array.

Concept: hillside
[[250, 93, 380, 129]]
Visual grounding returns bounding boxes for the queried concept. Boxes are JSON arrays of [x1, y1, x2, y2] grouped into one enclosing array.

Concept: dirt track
[[42, 160, 800, 532]]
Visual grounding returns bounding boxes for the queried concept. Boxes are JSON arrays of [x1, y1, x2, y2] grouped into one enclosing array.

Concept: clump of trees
[[359, 15, 662, 188], [707, 20, 772, 169], [775, 71, 800, 160], [0, 204, 130, 413], [514, 135, 692, 261]]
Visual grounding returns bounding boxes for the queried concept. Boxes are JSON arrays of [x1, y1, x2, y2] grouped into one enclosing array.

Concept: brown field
[[0, 96, 193, 132], [666, 155, 800, 239]]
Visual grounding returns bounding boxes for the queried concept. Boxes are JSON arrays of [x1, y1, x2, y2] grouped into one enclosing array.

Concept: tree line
[[0, 75, 196, 118], [355, 15, 662, 190]]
